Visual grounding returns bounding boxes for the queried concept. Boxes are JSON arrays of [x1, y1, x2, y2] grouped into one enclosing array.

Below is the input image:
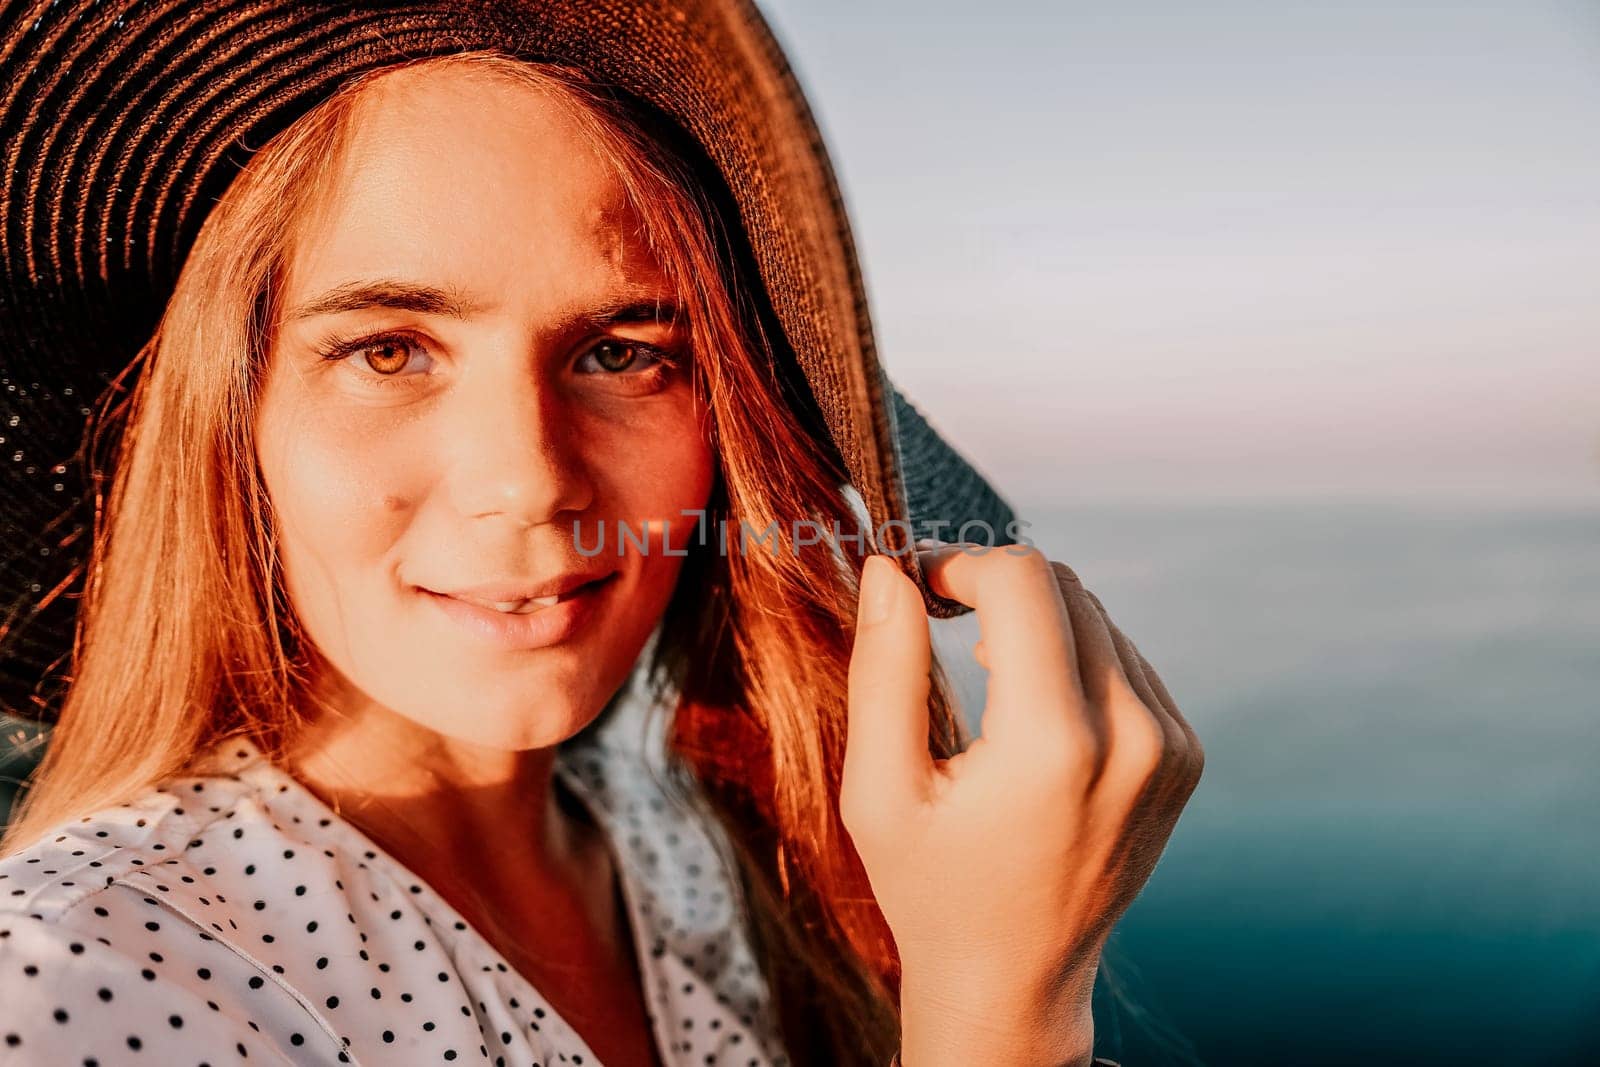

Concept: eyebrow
[[282, 279, 685, 330], [284, 281, 484, 322]]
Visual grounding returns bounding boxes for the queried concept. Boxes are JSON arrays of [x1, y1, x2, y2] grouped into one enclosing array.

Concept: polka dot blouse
[[0, 670, 789, 1066]]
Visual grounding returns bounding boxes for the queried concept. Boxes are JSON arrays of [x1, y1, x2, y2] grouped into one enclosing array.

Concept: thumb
[[844, 554, 935, 818]]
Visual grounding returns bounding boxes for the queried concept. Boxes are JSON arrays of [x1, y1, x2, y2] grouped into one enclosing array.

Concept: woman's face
[[256, 67, 713, 750]]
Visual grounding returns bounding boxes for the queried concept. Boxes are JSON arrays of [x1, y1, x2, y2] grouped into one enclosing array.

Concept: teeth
[[488, 594, 561, 614]]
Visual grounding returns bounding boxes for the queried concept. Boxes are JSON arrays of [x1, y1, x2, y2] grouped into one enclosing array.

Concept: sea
[[923, 497, 1600, 1066]]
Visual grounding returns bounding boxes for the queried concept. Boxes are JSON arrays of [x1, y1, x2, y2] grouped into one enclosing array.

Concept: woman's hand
[[841, 543, 1204, 1067]]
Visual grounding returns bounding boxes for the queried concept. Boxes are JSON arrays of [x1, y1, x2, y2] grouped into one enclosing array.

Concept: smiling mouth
[[454, 591, 561, 615], [424, 573, 618, 615], [418, 571, 618, 652]]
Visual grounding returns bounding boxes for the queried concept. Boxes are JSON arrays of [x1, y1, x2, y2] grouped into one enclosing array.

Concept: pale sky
[[757, 0, 1600, 504]]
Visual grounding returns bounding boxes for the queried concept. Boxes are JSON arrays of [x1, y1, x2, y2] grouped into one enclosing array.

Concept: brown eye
[[590, 341, 639, 373], [315, 330, 435, 390], [360, 338, 414, 375]]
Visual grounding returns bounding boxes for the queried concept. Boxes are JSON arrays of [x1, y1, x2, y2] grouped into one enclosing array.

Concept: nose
[[444, 354, 594, 530]]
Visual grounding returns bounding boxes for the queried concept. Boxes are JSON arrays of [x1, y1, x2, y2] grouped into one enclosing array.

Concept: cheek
[[591, 397, 715, 525], [255, 390, 416, 644]]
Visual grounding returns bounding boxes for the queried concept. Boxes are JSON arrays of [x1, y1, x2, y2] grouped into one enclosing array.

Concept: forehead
[[283, 66, 666, 301]]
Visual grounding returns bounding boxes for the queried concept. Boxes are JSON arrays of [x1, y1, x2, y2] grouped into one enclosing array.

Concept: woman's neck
[[276, 678, 664, 1063], [277, 677, 622, 960], [286, 695, 572, 859]]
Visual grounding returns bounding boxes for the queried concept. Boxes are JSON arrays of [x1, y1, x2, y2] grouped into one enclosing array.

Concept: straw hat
[[0, 0, 1018, 721]]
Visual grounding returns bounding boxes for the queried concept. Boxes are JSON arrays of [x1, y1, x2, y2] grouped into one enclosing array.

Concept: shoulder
[[0, 752, 259, 914], [0, 741, 300, 932], [0, 761, 354, 1064]]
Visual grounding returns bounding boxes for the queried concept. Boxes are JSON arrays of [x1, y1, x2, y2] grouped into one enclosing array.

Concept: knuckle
[[1113, 705, 1168, 782], [1166, 708, 1204, 775]]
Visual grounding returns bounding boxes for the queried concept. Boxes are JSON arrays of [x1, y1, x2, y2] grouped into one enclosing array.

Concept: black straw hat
[[0, 0, 1017, 722]]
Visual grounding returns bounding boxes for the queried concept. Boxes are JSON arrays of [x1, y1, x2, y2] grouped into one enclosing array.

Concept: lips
[[429, 571, 611, 606], [419, 572, 617, 652], [447, 590, 562, 615]]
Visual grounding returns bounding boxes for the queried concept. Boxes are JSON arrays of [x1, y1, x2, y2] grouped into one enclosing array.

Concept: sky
[[756, 0, 1600, 505]]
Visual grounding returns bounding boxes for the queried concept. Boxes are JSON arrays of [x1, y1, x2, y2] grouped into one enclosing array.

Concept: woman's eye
[[316, 332, 433, 386], [578, 339, 672, 375]]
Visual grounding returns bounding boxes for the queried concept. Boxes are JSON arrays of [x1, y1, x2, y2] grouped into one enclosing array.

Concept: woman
[[0, 4, 1202, 1066]]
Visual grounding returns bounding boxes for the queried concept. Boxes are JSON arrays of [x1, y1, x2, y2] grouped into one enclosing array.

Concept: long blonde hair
[[0, 51, 967, 1064]]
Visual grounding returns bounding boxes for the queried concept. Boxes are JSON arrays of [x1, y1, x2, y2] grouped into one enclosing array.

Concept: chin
[[415, 664, 619, 752]]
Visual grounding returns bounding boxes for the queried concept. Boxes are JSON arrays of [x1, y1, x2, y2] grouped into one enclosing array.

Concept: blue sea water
[[935, 498, 1600, 1066]]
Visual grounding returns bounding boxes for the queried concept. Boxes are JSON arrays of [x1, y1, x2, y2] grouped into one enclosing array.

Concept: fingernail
[[861, 555, 895, 625]]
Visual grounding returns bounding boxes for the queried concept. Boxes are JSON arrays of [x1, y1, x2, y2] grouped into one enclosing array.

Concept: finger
[[918, 545, 992, 672], [1045, 561, 1169, 790], [1130, 640, 1205, 787], [918, 544, 1081, 733], [1060, 569, 1167, 731], [845, 554, 937, 810], [1127, 637, 1198, 750], [1092, 591, 1185, 760], [1075, 577, 1203, 780], [1103, 614, 1168, 731], [1136, 645, 1201, 752], [1032, 558, 1138, 708]]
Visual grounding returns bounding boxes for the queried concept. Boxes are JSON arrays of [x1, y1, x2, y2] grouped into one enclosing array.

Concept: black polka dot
[[0, 734, 769, 1064]]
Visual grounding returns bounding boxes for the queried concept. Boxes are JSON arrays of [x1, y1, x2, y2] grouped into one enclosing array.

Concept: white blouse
[[0, 665, 790, 1067]]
